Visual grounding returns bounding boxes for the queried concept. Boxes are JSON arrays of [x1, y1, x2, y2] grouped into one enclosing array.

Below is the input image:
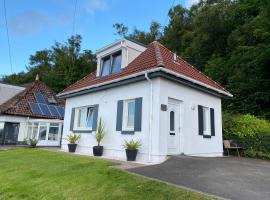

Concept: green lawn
[[0, 149, 211, 200]]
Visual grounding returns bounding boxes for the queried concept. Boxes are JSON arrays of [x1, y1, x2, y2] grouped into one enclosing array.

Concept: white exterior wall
[[62, 77, 223, 163], [0, 83, 25, 104], [157, 78, 223, 157], [62, 79, 165, 163], [0, 115, 63, 146]]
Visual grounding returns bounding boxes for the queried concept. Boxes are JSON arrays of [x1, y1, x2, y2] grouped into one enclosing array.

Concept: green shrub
[[223, 113, 270, 158], [223, 113, 270, 138]]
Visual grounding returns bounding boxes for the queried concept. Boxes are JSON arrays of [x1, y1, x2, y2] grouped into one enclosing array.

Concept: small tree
[[94, 118, 105, 146]]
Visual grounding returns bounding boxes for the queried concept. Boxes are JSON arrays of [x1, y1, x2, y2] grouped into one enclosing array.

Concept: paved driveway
[[128, 156, 270, 200]]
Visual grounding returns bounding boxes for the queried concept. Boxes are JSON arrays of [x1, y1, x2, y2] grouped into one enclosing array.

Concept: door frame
[[167, 98, 182, 155]]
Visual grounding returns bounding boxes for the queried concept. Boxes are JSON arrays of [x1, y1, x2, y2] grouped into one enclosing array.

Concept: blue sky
[[0, 0, 198, 76]]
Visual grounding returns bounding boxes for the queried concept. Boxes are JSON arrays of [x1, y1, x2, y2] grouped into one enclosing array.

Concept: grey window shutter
[[210, 108, 215, 136], [92, 104, 99, 131], [70, 108, 75, 131], [198, 105, 203, 135], [116, 100, 123, 131], [134, 97, 142, 132]]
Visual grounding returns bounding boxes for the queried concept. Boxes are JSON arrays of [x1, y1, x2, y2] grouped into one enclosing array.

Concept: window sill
[[203, 135, 211, 138], [121, 131, 135, 135], [72, 129, 92, 133]]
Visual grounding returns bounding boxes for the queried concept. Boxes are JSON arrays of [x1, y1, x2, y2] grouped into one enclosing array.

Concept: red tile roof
[[59, 41, 231, 96], [0, 81, 64, 119]]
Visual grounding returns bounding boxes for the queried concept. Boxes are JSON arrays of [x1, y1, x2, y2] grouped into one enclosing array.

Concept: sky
[[0, 0, 198, 76]]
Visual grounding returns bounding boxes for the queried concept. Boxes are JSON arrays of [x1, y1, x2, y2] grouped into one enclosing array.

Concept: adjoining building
[[0, 77, 64, 146]]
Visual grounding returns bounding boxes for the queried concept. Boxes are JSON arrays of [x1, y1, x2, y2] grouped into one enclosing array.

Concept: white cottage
[[58, 38, 232, 163], [0, 79, 64, 146]]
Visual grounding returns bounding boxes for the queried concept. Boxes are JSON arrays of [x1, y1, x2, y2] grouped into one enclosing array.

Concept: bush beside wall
[[223, 113, 270, 159]]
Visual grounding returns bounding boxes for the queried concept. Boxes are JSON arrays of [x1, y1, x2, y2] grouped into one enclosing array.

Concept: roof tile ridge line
[[152, 41, 165, 67], [60, 71, 97, 94], [3, 82, 35, 112]]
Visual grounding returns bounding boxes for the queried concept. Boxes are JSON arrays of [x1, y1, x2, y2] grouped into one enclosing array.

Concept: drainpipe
[[145, 72, 153, 163]]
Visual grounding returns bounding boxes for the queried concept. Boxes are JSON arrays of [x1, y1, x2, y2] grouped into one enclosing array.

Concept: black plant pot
[[68, 144, 77, 153], [30, 143, 37, 148], [93, 146, 103, 156], [125, 149, 138, 161]]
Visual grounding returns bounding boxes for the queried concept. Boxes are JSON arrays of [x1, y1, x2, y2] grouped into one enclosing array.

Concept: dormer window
[[100, 51, 122, 77]]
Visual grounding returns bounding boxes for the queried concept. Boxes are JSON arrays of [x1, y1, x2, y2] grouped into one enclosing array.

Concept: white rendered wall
[[62, 79, 165, 163], [157, 78, 223, 157]]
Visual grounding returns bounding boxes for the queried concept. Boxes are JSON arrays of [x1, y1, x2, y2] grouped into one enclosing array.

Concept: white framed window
[[122, 99, 135, 131], [48, 123, 60, 141], [74, 106, 94, 130], [100, 51, 122, 77], [202, 107, 211, 135]]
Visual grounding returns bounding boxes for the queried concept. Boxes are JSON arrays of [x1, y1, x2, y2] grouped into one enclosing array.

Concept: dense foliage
[[3, 0, 270, 119], [3, 35, 96, 92], [114, 0, 270, 119], [223, 113, 270, 159]]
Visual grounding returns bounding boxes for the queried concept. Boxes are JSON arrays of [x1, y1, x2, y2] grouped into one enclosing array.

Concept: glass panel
[[4, 123, 19, 144], [78, 107, 87, 128], [39, 126, 47, 140], [33, 123, 39, 139], [111, 53, 122, 74], [101, 57, 111, 77], [127, 101, 135, 127], [87, 108, 94, 129], [203, 108, 207, 132], [48, 124, 59, 141], [27, 124, 33, 138], [0, 122, 5, 144], [170, 111, 175, 131]]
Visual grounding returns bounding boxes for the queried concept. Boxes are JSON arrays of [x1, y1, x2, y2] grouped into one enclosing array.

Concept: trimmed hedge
[[223, 113, 270, 159]]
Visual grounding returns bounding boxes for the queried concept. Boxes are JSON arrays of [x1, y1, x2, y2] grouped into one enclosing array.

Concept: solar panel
[[48, 105, 59, 116], [38, 103, 51, 116], [56, 106, 65, 117], [34, 93, 46, 104], [29, 102, 42, 115]]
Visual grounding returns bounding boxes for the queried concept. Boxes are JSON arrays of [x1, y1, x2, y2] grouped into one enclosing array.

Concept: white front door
[[167, 99, 181, 155]]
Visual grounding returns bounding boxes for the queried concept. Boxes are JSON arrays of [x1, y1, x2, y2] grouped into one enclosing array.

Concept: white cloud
[[185, 0, 200, 8], [84, 0, 108, 14]]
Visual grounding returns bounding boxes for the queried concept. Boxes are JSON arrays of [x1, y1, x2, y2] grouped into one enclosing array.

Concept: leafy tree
[[3, 35, 96, 92]]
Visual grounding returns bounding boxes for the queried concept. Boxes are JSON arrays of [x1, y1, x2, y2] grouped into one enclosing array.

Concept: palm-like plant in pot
[[123, 140, 142, 161], [66, 134, 81, 153], [93, 118, 105, 156]]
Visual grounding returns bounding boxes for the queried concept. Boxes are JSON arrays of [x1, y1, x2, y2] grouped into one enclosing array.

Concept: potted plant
[[24, 137, 38, 148], [123, 139, 142, 161], [93, 118, 105, 156], [66, 134, 81, 153]]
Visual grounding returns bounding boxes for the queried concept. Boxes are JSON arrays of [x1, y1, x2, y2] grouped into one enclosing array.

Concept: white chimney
[[173, 53, 177, 61]]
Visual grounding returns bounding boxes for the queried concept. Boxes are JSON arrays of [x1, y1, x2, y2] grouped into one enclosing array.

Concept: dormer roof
[[58, 41, 232, 98]]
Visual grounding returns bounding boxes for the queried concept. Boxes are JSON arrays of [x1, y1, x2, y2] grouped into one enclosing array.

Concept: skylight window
[[100, 51, 122, 77]]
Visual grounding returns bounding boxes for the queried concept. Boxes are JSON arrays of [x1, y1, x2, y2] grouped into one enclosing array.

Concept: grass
[[0, 149, 212, 200]]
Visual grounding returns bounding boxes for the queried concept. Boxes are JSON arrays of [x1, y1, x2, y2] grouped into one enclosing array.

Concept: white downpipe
[[145, 72, 153, 163]]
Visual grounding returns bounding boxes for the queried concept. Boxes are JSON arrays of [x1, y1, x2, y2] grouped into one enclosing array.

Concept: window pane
[[170, 111, 175, 131], [33, 123, 39, 139], [87, 108, 94, 129], [127, 101, 135, 127], [48, 125, 59, 141], [203, 108, 207, 132], [101, 58, 111, 76], [27, 124, 33, 138], [39, 126, 47, 140], [111, 53, 121, 74], [78, 108, 87, 128]]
